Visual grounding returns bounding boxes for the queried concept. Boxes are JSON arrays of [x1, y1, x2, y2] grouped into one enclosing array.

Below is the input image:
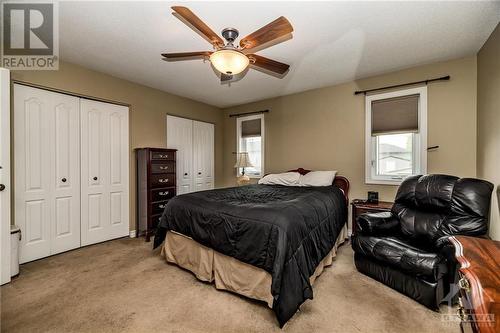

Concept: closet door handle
[[93, 177, 98, 181], [61, 178, 67, 183]]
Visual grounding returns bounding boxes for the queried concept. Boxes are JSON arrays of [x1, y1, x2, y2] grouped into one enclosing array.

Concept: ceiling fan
[[161, 6, 293, 83]]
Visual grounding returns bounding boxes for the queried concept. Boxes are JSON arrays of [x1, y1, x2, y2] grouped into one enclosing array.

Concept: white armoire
[[14, 84, 129, 263], [166, 115, 214, 194]]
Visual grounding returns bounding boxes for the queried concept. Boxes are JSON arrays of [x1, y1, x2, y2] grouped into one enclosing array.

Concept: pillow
[[258, 172, 301, 186], [298, 171, 337, 187]]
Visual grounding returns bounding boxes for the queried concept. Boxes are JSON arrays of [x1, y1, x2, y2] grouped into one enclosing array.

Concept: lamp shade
[[210, 49, 249, 75], [234, 152, 254, 168]]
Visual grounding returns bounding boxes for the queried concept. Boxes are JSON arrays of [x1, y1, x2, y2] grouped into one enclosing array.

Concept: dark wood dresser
[[136, 148, 177, 241], [351, 199, 393, 235], [450, 236, 499, 333]]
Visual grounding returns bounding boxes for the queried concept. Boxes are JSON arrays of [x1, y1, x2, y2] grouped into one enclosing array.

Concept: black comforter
[[154, 184, 347, 327]]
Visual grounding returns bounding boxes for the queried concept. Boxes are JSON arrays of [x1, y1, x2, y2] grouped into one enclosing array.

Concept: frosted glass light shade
[[210, 49, 249, 75]]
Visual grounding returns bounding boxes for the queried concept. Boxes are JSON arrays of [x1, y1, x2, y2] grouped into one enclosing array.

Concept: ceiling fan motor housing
[[222, 28, 239, 43]]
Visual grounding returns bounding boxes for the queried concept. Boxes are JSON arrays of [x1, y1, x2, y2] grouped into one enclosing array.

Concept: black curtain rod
[[354, 75, 450, 95], [229, 109, 269, 118]]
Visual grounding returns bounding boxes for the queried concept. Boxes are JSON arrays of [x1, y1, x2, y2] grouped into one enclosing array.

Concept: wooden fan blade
[[248, 54, 289, 75], [161, 51, 212, 59], [171, 6, 224, 47], [240, 16, 293, 50]]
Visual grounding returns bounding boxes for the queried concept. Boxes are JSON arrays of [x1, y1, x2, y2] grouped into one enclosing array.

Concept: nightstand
[[351, 199, 393, 235]]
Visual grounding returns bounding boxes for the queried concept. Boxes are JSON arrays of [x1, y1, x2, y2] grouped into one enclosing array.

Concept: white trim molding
[[0, 68, 11, 285], [365, 86, 427, 185], [236, 114, 265, 178]]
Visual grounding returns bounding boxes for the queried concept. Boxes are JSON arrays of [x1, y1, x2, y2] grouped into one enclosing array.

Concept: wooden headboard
[[288, 168, 350, 205]]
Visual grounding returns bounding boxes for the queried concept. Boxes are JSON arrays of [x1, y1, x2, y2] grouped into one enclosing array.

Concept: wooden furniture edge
[[450, 236, 497, 333]]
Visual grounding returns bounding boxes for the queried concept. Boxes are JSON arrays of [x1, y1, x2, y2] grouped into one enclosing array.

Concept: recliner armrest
[[434, 234, 490, 252], [356, 211, 399, 235]]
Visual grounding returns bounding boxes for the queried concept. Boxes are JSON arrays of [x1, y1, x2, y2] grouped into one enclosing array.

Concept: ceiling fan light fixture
[[210, 49, 249, 75]]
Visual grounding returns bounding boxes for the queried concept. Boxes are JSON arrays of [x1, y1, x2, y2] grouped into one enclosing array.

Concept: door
[[51, 91, 81, 254], [0, 69, 11, 284], [166, 115, 193, 194], [14, 84, 81, 263], [193, 121, 215, 191], [80, 99, 129, 246]]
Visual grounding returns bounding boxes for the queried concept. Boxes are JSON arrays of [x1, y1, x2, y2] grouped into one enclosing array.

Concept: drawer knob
[[160, 166, 168, 170], [198, 172, 202, 175], [159, 191, 169, 196], [159, 154, 168, 158], [93, 177, 98, 181], [184, 173, 188, 176], [159, 179, 169, 183], [159, 204, 166, 209], [62, 178, 67, 183]]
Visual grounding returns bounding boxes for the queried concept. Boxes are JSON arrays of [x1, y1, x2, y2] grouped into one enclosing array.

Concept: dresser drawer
[[152, 201, 169, 215], [150, 151, 175, 161], [150, 174, 176, 188], [151, 161, 175, 174], [151, 188, 175, 202]]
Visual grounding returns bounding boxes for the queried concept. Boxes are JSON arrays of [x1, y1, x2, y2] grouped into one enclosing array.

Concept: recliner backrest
[[391, 174, 493, 247]]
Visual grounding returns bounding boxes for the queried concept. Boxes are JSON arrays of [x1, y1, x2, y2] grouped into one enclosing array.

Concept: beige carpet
[[1, 237, 460, 333]]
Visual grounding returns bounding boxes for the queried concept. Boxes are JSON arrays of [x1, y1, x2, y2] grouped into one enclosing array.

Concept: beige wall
[[222, 56, 478, 229], [9, 55, 483, 234], [477, 23, 500, 241], [10, 61, 224, 230]]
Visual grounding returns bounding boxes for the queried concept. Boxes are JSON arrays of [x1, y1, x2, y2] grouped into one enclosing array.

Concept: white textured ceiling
[[59, 1, 500, 108]]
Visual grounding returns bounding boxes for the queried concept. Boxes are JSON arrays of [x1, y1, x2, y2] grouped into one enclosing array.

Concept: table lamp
[[234, 152, 254, 185]]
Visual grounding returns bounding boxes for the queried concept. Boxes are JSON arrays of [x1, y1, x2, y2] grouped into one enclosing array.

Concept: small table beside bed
[[153, 168, 350, 327]]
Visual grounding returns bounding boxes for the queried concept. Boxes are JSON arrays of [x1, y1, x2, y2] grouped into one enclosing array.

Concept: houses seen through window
[[376, 133, 414, 176]]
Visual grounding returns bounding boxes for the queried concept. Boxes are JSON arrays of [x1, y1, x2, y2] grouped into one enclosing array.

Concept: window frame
[[236, 114, 265, 178], [365, 86, 427, 185]]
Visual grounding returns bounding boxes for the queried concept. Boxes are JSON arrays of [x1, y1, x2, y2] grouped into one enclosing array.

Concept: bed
[[153, 169, 349, 327]]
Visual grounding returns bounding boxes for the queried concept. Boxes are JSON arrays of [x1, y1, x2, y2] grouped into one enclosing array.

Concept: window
[[365, 87, 427, 185], [237, 114, 264, 178]]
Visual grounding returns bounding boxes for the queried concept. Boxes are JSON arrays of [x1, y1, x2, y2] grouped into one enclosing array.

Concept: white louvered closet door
[[193, 121, 215, 191], [14, 85, 81, 263], [166, 115, 193, 195], [80, 99, 129, 246]]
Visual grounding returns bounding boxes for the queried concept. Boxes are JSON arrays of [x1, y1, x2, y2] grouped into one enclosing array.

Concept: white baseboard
[[129, 230, 137, 238]]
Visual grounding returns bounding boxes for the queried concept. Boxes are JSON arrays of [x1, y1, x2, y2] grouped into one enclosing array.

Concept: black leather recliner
[[351, 174, 494, 309]]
